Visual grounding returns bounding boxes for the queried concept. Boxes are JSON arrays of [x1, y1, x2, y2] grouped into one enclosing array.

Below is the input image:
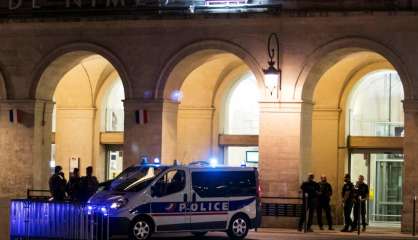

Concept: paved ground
[[118, 228, 418, 240]]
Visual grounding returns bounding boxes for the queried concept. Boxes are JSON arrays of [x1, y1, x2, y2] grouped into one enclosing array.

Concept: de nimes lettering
[[7, 0, 146, 10]]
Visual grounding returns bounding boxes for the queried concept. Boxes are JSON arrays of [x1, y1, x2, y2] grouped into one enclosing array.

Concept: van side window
[[153, 170, 186, 197], [192, 171, 256, 198], [192, 172, 228, 198]]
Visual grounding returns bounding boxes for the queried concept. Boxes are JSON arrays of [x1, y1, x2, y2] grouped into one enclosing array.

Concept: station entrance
[[346, 70, 404, 227], [349, 140, 403, 226]]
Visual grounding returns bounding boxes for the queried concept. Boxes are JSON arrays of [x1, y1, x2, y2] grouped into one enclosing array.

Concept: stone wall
[[0, 11, 418, 233]]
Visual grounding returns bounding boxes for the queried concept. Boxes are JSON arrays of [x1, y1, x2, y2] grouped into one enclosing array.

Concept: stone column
[[55, 107, 96, 176], [33, 100, 55, 190], [258, 100, 312, 197], [0, 99, 53, 238], [123, 99, 178, 167], [401, 100, 418, 232], [0, 99, 53, 198], [177, 107, 215, 164]]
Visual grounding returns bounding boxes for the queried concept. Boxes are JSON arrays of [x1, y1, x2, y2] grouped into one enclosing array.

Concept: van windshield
[[111, 166, 168, 192]]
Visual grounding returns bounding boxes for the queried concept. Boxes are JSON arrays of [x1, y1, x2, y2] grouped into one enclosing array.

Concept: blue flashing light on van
[[88, 161, 262, 240]]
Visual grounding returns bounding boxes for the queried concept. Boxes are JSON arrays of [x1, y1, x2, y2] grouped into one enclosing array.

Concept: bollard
[[304, 193, 308, 233], [413, 195, 416, 237]]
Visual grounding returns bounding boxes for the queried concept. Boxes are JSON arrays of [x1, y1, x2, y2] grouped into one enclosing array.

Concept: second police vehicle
[[88, 160, 262, 240]]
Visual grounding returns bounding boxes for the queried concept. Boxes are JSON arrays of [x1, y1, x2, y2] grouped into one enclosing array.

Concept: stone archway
[[31, 42, 132, 189], [295, 37, 412, 102], [0, 70, 7, 100], [297, 37, 412, 228], [31, 42, 132, 101], [155, 40, 263, 166], [155, 40, 265, 101]]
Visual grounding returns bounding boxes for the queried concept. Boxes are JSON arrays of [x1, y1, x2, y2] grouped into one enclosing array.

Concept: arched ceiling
[[54, 55, 119, 108], [179, 53, 249, 107], [313, 51, 394, 108]]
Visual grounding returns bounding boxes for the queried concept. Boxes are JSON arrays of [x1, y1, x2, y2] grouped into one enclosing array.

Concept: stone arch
[[155, 39, 264, 100], [295, 37, 412, 102], [305, 39, 409, 226], [31, 42, 132, 100], [0, 69, 7, 100]]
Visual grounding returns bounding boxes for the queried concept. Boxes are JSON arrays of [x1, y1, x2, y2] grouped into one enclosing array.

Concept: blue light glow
[[170, 90, 183, 102], [100, 207, 108, 216], [209, 157, 218, 167], [153, 157, 160, 164], [110, 202, 118, 209]]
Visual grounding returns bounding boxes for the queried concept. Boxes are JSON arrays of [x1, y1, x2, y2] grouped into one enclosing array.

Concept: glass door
[[350, 152, 403, 226], [105, 145, 124, 180]]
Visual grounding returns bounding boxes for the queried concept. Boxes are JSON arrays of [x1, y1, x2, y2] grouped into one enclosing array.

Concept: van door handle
[[192, 193, 196, 202], [183, 193, 187, 202]]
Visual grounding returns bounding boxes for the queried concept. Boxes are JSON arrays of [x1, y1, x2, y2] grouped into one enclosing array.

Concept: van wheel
[[130, 217, 153, 240], [227, 215, 249, 240], [191, 231, 208, 237]]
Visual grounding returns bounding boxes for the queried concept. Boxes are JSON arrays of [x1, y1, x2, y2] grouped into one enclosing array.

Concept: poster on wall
[[69, 156, 80, 175]]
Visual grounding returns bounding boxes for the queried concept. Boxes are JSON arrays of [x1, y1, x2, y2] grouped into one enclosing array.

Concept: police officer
[[49, 166, 67, 201], [317, 175, 334, 230], [341, 173, 354, 232], [79, 166, 99, 202], [66, 168, 81, 201], [353, 175, 369, 232], [298, 173, 320, 232]]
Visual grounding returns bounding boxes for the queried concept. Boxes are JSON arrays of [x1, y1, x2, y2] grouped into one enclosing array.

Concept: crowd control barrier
[[10, 199, 110, 240]]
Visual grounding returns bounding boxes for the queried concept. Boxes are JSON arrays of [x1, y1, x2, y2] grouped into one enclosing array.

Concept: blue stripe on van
[[130, 197, 255, 215]]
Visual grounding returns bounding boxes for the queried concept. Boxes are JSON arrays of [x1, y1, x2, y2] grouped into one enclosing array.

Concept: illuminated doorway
[[223, 73, 259, 167], [348, 70, 404, 226]]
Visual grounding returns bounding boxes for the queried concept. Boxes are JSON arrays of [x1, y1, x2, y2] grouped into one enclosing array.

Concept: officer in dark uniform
[[66, 168, 81, 201], [317, 175, 334, 230], [353, 175, 369, 232], [298, 173, 320, 232], [49, 165, 67, 201], [341, 173, 354, 232], [79, 166, 99, 202]]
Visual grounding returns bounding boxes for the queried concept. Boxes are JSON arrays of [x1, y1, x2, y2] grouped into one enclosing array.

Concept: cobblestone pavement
[[115, 228, 418, 240]]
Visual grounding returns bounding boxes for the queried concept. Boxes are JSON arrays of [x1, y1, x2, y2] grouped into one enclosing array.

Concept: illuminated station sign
[[0, 1, 414, 19]]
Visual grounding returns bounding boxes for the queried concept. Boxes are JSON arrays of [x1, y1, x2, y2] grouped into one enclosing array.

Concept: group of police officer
[[48, 165, 99, 202], [298, 173, 369, 233]]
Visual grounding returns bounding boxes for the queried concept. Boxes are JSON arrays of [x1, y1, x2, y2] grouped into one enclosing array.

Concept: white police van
[[89, 161, 261, 240]]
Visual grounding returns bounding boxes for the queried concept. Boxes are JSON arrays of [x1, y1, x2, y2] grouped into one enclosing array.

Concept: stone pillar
[[177, 107, 214, 164], [401, 100, 418, 232], [123, 99, 178, 167], [258, 101, 312, 197], [311, 107, 343, 198], [0, 99, 53, 198], [33, 100, 55, 190], [0, 99, 53, 238], [55, 107, 96, 176]]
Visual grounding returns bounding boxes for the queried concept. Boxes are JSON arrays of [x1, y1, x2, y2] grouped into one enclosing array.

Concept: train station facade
[[1, 1, 418, 234]]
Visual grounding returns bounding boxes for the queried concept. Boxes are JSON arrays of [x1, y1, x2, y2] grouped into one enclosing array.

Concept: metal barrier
[[26, 189, 51, 200], [10, 199, 110, 240]]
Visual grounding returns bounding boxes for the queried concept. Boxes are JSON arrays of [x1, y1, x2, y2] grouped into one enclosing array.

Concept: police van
[[89, 161, 261, 240]]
